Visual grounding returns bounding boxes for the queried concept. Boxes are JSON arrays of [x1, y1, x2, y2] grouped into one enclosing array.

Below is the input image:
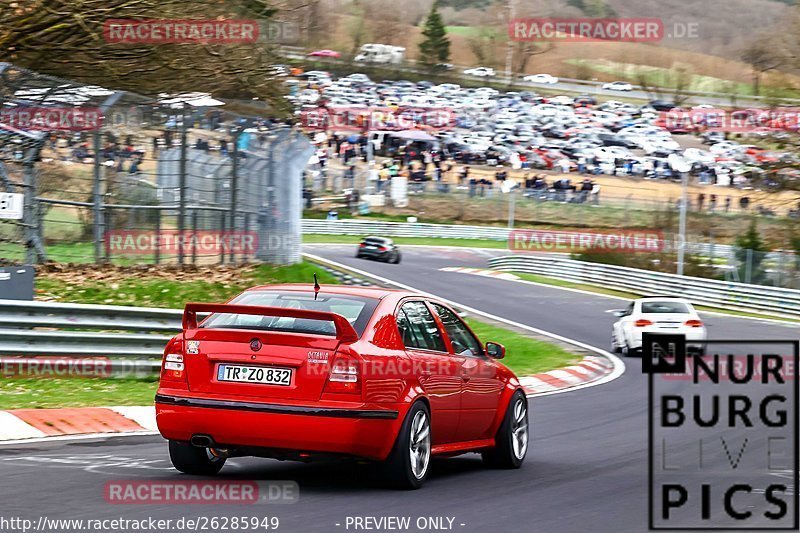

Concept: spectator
[[740, 196, 750, 211]]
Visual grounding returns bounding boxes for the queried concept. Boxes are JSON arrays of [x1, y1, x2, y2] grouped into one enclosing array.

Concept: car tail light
[[378, 246, 387, 251], [162, 353, 186, 381], [685, 319, 704, 328], [359, 243, 366, 247], [634, 319, 653, 327], [324, 356, 361, 395], [161, 338, 187, 383]]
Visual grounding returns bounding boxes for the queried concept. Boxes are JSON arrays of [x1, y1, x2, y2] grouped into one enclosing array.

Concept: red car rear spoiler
[[183, 303, 359, 342]]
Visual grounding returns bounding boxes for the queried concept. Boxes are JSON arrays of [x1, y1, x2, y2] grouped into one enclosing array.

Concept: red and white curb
[[439, 267, 520, 281], [519, 355, 615, 395], [0, 406, 158, 442], [0, 356, 615, 443]]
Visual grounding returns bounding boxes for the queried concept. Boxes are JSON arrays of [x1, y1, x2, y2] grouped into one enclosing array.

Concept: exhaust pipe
[[190, 434, 215, 448]]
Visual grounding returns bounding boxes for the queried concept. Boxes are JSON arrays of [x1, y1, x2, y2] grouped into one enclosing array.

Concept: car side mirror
[[612, 310, 626, 317], [486, 342, 505, 359]]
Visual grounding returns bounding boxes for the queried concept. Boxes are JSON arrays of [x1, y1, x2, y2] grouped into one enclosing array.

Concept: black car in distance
[[356, 236, 401, 264]]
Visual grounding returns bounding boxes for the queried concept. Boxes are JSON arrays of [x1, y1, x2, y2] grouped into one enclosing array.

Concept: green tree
[[418, 2, 451, 66], [734, 220, 769, 284]]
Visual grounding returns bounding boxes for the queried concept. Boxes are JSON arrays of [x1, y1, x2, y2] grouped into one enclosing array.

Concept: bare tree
[[0, 0, 293, 115], [513, 41, 555, 75], [741, 34, 787, 96]]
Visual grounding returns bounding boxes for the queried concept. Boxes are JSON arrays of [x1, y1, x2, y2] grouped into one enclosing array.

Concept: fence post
[[92, 131, 105, 264], [745, 248, 753, 284], [219, 208, 226, 265], [229, 129, 240, 263], [244, 212, 251, 263], [22, 142, 46, 264], [507, 188, 515, 229], [177, 113, 188, 266], [191, 209, 198, 266], [154, 209, 161, 265]]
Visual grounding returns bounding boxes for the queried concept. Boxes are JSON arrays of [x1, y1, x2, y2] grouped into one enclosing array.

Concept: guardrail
[[0, 300, 182, 375], [488, 255, 800, 319]]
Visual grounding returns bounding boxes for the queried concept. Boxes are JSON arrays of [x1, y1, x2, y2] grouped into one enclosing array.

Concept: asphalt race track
[[1, 244, 798, 532]]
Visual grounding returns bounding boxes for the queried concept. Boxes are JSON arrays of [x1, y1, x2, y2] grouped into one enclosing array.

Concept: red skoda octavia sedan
[[156, 285, 529, 489]]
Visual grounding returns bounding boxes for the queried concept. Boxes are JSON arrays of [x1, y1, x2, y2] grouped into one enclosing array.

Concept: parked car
[[308, 49, 341, 58], [464, 67, 496, 77], [602, 81, 634, 91], [611, 297, 706, 356], [523, 74, 559, 84], [649, 100, 678, 112], [156, 285, 529, 488], [356, 236, 401, 263]]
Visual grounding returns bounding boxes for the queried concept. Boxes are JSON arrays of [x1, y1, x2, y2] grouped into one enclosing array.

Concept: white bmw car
[[611, 297, 707, 356]]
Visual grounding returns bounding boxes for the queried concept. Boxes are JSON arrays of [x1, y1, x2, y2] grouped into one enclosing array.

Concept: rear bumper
[[357, 249, 390, 259], [630, 328, 707, 350], [155, 392, 404, 461]]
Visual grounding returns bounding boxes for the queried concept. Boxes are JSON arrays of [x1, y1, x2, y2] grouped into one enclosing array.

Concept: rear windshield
[[200, 291, 379, 336], [364, 237, 389, 245], [641, 301, 690, 314]]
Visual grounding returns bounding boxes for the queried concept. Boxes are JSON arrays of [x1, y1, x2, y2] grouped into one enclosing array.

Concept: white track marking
[[110, 406, 157, 431], [0, 431, 158, 446], [0, 412, 46, 440]]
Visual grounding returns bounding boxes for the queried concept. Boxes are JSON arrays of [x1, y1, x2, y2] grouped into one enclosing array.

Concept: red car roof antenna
[[313, 273, 320, 300]]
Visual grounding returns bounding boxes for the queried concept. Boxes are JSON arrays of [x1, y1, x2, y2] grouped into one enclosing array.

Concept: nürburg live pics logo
[[645, 334, 799, 530]]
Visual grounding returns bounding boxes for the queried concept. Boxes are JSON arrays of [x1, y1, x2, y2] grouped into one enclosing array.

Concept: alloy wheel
[[408, 410, 431, 479]]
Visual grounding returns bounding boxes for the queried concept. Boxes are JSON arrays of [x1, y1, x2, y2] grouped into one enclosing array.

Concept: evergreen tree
[[418, 2, 451, 66], [734, 219, 769, 284]]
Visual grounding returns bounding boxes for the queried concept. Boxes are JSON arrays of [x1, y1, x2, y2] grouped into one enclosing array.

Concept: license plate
[[217, 364, 293, 386]]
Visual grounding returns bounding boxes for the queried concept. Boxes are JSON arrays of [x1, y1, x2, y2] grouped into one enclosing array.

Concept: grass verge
[[0, 377, 159, 410], [36, 262, 339, 308], [465, 318, 581, 376]]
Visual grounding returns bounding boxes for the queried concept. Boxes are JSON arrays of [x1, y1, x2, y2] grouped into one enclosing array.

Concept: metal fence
[[0, 64, 312, 266], [487, 255, 800, 319]]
